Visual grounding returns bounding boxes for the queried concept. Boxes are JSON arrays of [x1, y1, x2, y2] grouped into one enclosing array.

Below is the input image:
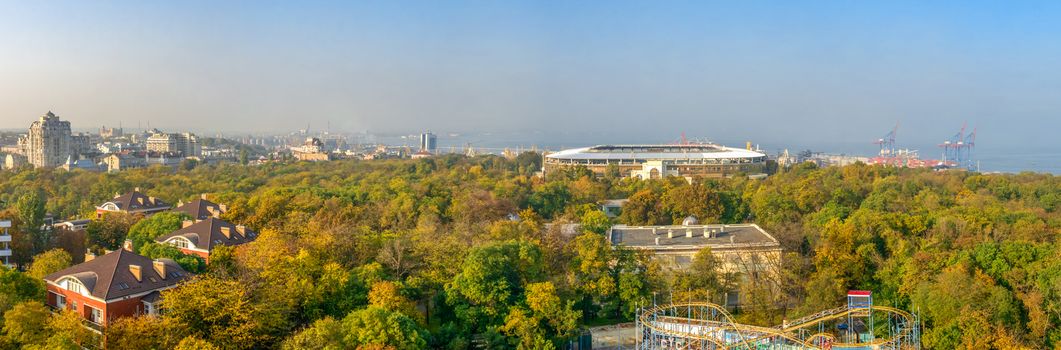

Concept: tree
[[341, 306, 427, 350], [2, 301, 50, 346], [368, 281, 420, 323], [174, 336, 221, 350], [446, 240, 544, 331], [0, 267, 45, 306], [127, 212, 189, 252], [139, 242, 205, 273], [26, 249, 71, 280], [86, 212, 137, 251], [105, 316, 186, 349], [15, 190, 48, 255], [579, 210, 611, 235], [161, 276, 268, 348], [619, 189, 666, 225]]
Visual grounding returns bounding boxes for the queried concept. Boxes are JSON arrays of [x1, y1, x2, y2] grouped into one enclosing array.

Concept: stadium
[[544, 144, 768, 179]]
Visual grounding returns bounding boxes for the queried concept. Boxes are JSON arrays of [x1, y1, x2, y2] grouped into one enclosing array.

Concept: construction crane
[[874, 123, 898, 157]]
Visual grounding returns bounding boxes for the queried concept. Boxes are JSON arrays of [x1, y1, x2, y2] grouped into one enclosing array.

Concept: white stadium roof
[[546, 144, 765, 161]]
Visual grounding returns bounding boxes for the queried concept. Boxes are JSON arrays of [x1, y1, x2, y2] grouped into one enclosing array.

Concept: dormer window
[[67, 281, 84, 294], [169, 238, 189, 249]]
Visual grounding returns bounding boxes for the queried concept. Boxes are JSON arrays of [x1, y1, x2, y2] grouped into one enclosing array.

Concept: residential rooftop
[[609, 223, 779, 251]]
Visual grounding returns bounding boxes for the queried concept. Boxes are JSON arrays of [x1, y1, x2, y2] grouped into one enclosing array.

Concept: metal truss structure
[[635, 302, 920, 350]]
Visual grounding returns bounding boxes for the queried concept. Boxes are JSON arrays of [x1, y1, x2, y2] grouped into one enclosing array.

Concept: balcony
[[0, 249, 11, 257], [0, 234, 10, 242]]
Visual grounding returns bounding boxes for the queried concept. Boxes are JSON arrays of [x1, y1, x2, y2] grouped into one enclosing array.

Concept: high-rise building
[[419, 132, 437, 153], [146, 131, 201, 157], [18, 111, 72, 168], [0, 220, 12, 268]]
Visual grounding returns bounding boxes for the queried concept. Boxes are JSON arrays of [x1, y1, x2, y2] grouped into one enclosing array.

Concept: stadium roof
[[546, 144, 765, 161]]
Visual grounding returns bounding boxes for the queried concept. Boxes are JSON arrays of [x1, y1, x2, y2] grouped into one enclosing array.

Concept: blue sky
[[1, 1, 1060, 154]]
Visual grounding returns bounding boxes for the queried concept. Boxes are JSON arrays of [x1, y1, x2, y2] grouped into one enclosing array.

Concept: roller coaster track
[[637, 302, 919, 350]]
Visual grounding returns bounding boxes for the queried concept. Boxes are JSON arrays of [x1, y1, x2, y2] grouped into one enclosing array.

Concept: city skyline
[[1, 1, 1060, 152]]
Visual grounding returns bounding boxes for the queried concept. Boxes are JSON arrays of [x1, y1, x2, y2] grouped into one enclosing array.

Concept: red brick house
[[172, 195, 227, 220], [155, 217, 257, 263], [95, 188, 171, 218], [43, 249, 191, 327]]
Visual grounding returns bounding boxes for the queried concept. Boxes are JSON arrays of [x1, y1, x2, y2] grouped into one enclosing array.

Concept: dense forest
[[0, 154, 1058, 349]]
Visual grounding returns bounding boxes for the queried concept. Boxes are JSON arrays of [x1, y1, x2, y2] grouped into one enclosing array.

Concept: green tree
[[15, 190, 48, 255], [579, 210, 611, 235], [2, 301, 50, 346], [127, 212, 189, 252], [26, 249, 72, 280], [446, 240, 544, 331], [86, 212, 137, 251]]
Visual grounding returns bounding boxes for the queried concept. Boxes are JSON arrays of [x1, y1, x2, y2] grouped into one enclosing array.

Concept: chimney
[[729, 236, 734, 244], [153, 260, 167, 280], [123, 239, 133, 251], [219, 204, 228, 213], [85, 249, 96, 262], [182, 220, 194, 228], [129, 264, 142, 282], [134, 187, 140, 192], [208, 207, 220, 218], [200, 193, 208, 200], [703, 230, 711, 239], [686, 229, 693, 238], [114, 192, 121, 199], [221, 226, 232, 239], [235, 225, 246, 236], [655, 237, 660, 245], [667, 229, 674, 239]]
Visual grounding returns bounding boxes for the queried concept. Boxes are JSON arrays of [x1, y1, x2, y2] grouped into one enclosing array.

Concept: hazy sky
[[2, 1, 1060, 150]]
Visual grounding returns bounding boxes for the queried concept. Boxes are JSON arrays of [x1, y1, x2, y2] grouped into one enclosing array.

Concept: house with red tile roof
[[43, 249, 191, 328], [155, 217, 257, 263], [172, 194, 227, 220], [95, 188, 171, 218]]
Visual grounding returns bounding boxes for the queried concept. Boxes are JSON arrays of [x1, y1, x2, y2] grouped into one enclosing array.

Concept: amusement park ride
[[635, 290, 921, 350]]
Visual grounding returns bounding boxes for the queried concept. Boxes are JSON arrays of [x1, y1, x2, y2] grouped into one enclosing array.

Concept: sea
[[368, 131, 1060, 175]]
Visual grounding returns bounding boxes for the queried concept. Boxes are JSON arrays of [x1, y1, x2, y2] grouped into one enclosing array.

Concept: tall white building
[[419, 132, 437, 153], [0, 220, 12, 268], [18, 111, 72, 168]]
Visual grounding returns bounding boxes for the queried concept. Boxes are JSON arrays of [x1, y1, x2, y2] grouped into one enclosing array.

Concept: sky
[[1, 1, 1060, 157]]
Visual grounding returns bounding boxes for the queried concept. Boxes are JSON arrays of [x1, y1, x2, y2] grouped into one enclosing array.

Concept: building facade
[[544, 144, 768, 180], [43, 249, 190, 328], [18, 111, 72, 168], [146, 131, 201, 157], [419, 132, 437, 153], [0, 220, 11, 268]]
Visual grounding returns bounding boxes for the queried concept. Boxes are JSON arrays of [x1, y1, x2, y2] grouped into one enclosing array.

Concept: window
[[149, 277, 158, 283], [67, 281, 84, 294], [89, 307, 102, 324], [169, 238, 189, 249], [117, 282, 130, 290], [56, 294, 66, 309], [144, 302, 157, 316], [167, 271, 182, 279], [71, 301, 78, 312]]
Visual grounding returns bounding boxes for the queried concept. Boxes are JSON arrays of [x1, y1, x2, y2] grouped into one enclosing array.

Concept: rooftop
[[156, 217, 257, 251], [44, 249, 190, 301], [609, 223, 779, 251], [546, 144, 765, 161]]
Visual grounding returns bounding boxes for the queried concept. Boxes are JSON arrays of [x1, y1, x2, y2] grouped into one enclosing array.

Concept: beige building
[[609, 222, 782, 306], [146, 131, 201, 157], [18, 111, 72, 168]]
